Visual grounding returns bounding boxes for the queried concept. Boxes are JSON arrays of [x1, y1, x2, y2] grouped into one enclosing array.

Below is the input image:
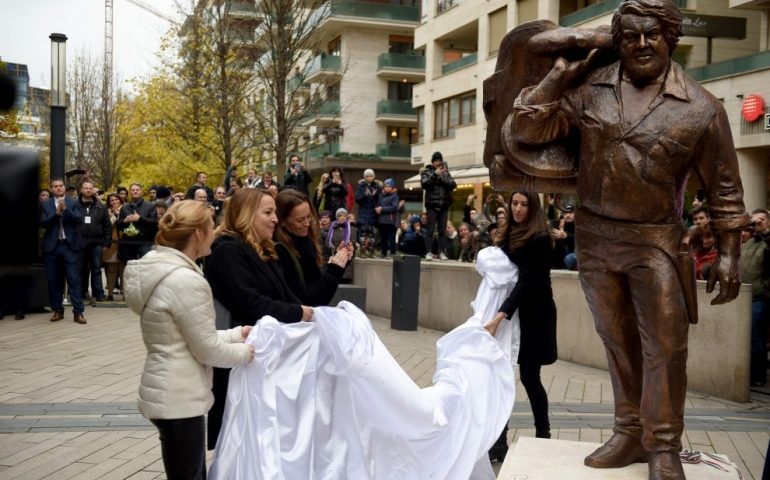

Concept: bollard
[[391, 254, 420, 330]]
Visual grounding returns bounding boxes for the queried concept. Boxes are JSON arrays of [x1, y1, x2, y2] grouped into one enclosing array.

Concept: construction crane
[[103, 0, 177, 173]]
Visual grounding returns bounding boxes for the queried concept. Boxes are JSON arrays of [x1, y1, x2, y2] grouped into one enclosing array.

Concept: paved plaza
[[0, 305, 768, 479]]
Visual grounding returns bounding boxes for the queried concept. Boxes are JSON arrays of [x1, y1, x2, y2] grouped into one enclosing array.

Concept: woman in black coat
[[485, 189, 557, 460], [204, 188, 315, 448], [274, 189, 353, 306]]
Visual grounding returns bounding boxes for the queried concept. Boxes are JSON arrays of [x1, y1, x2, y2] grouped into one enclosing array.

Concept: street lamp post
[[49, 33, 67, 181]]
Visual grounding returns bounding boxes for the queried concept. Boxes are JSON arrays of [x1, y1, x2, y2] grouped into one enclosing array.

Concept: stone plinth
[[497, 437, 741, 479]]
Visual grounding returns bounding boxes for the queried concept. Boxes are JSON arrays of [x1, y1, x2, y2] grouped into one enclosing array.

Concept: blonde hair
[[216, 188, 277, 261], [155, 200, 212, 251]]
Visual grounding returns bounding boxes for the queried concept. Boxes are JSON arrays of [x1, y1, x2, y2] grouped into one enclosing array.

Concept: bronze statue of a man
[[510, 0, 748, 478]]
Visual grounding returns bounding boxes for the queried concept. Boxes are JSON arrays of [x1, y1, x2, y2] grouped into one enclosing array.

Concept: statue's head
[[611, 0, 682, 84]]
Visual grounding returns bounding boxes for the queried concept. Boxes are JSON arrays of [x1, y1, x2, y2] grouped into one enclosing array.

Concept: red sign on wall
[[741, 94, 765, 122]]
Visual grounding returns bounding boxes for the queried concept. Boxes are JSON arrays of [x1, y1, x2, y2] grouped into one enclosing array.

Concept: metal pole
[[50, 106, 66, 180]]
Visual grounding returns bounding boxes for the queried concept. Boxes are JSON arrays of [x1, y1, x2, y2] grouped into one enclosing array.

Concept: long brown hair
[[215, 188, 277, 261], [496, 190, 553, 252], [275, 189, 323, 268]]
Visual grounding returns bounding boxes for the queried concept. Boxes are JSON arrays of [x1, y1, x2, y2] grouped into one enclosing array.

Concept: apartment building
[[409, 0, 770, 211], [298, 0, 424, 191]]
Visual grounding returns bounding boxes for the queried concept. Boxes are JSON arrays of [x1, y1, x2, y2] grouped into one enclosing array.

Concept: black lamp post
[[49, 33, 67, 181]]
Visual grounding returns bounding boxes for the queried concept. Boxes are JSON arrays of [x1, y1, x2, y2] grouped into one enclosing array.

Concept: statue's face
[[619, 14, 669, 85]]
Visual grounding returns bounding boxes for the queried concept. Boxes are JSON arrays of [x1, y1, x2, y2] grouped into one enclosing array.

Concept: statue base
[[497, 437, 741, 479]]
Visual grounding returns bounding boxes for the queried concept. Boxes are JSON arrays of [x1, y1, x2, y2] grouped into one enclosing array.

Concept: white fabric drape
[[210, 246, 520, 480]]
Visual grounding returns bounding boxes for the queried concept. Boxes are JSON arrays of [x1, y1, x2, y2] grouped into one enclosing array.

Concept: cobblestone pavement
[[0, 306, 768, 479]]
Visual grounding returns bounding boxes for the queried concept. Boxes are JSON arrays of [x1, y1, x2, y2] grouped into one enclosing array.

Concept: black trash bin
[[391, 254, 420, 331]]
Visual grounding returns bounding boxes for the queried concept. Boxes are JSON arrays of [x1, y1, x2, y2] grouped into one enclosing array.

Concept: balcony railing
[[560, 0, 687, 26], [307, 142, 341, 158], [376, 99, 416, 116], [287, 74, 307, 91], [441, 53, 477, 75], [328, 0, 420, 22], [227, 1, 258, 16], [307, 54, 342, 77], [376, 143, 411, 158], [377, 53, 426, 72], [687, 50, 770, 83], [436, 0, 458, 15]]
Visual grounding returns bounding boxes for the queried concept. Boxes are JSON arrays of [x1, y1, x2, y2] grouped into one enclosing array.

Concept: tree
[[250, 0, 342, 181], [0, 61, 21, 139], [67, 51, 126, 189]]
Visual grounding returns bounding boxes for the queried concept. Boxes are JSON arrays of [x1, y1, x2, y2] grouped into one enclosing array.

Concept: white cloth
[[210, 246, 520, 480]]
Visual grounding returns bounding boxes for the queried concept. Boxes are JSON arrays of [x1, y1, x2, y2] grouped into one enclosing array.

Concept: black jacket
[[78, 197, 112, 246], [275, 233, 344, 307], [283, 168, 313, 195], [499, 232, 557, 366], [420, 164, 456, 210], [117, 199, 157, 243], [204, 234, 303, 448]]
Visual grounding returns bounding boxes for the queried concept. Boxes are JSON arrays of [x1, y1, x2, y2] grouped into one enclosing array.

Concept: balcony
[[559, 0, 687, 27], [375, 99, 417, 123], [287, 74, 309, 92], [311, 0, 420, 33], [436, 0, 458, 15], [376, 53, 425, 81], [687, 50, 770, 83], [226, 1, 259, 19], [305, 54, 342, 83], [441, 52, 477, 75], [376, 143, 411, 158], [330, 0, 420, 22], [301, 100, 341, 126], [307, 142, 341, 158]]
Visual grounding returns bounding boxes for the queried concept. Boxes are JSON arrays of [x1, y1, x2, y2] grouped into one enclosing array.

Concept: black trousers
[[490, 362, 551, 456], [151, 416, 207, 480]]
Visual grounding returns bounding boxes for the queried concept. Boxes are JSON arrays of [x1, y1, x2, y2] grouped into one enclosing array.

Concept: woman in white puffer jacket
[[124, 200, 254, 480]]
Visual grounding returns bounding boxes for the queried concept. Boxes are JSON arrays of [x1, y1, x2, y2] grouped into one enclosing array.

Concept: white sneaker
[[424, 253, 433, 261], [439, 252, 448, 261]]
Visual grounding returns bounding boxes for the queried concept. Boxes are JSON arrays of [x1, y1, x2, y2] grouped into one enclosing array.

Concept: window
[[387, 81, 414, 101], [488, 7, 506, 56], [433, 91, 475, 139], [416, 107, 424, 143], [328, 37, 341, 56], [517, 0, 537, 24], [327, 83, 340, 101], [389, 35, 414, 54]]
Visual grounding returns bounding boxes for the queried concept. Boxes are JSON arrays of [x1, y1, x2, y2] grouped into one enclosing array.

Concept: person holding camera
[[283, 154, 313, 195], [740, 209, 770, 387], [420, 152, 456, 261]]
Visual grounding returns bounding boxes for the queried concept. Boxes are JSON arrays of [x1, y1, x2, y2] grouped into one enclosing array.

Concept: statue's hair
[[611, 0, 683, 57]]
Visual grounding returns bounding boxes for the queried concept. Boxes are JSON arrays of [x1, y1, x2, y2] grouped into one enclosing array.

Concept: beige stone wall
[[353, 259, 752, 401], [340, 28, 390, 154]]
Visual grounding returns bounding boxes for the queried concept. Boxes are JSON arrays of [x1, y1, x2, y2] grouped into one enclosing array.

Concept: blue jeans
[[751, 298, 768, 383], [564, 252, 578, 270], [81, 243, 105, 299], [44, 242, 84, 314]]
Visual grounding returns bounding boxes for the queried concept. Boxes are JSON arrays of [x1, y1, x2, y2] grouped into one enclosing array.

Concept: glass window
[[416, 107, 424, 143], [449, 97, 460, 128], [488, 7, 507, 56]]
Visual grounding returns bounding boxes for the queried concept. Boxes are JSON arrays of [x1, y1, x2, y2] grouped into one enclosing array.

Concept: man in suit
[[40, 178, 87, 324]]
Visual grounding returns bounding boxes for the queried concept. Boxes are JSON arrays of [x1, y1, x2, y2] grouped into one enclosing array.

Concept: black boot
[[536, 427, 551, 439]]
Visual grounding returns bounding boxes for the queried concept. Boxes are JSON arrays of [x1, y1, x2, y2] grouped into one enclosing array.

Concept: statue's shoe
[[648, 452, 685, 480], [584, 433, 648, 468]]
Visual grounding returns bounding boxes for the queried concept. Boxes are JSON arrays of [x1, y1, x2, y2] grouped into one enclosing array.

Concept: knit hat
[[384, 178, 396, 188], [363, 168, 375, 178], [409, 215, 421, 225], [431, 151, 443, 162], [335, 208, 348, 218], [319, 210, 332, 219]]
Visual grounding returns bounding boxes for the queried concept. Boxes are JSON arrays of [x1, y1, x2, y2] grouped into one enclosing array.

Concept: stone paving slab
[[0, 308, 768, 479]]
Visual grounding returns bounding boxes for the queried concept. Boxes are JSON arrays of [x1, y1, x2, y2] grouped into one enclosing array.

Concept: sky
[[1, 0, 180, 90]]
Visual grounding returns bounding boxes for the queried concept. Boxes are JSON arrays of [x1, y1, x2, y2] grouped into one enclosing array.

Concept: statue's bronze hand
[[706, 232, 742, 304]]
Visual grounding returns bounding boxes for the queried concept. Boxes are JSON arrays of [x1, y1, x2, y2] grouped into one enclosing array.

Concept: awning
[[403, 166, 490, 190]]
